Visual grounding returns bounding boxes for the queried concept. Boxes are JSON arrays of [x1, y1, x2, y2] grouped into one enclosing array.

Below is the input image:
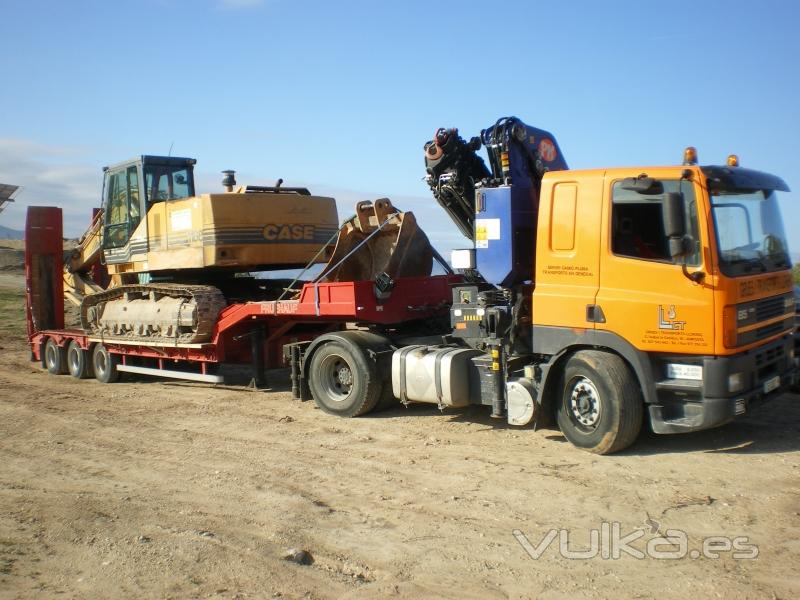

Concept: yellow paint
[[105, 190, 338, 276]]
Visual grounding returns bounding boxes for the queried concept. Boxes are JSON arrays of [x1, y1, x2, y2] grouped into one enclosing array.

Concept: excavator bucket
[[318, 199, 434, 283]]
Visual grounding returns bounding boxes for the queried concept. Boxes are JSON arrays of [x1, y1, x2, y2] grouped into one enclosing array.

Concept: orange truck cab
[[533, 161, 796, 436]]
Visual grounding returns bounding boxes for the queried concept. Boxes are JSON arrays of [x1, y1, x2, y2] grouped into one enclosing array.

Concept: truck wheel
[[308, 341, 380, 417], [67, 341, 93, 379], [375, 382, 400, 412], [92, 344, 120, 384], [556, 350, 643, 454], [44, 338, 68, 375]]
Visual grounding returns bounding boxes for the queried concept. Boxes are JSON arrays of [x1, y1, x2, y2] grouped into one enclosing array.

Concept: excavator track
[[80, 284, 227, 345]]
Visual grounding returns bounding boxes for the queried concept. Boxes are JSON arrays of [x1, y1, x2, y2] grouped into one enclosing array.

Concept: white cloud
[[0, 139, 100, 238]]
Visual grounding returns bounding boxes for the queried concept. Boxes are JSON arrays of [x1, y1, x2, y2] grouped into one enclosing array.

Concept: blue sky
[[1, 0, 798, 256]]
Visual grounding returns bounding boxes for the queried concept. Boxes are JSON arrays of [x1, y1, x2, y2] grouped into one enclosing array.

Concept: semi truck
[[25, 117, 798, 453]]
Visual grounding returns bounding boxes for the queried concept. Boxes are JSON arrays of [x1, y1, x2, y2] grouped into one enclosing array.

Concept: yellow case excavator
[[64, 155, 436, 344]]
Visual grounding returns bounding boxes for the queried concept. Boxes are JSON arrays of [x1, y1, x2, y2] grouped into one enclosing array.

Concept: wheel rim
[[46, 344, 56, 369], [95, 351, 107, 376], [68, 348, 80, 374], [318, 353, 353, 402], [568, 376, 602, 430]]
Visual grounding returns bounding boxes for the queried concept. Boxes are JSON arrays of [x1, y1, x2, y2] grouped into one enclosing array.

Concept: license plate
[[763, 375, 780, 394]]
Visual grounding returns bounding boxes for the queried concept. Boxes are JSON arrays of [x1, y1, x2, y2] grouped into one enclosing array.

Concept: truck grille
[[755, 296, 786, 321], [735, 292, 794, 347], [754, 344, 784, 368], [756, 321, 786, 340]]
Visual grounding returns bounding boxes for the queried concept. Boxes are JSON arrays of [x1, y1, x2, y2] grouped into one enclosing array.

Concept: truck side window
[[611, 180, 700, 265]]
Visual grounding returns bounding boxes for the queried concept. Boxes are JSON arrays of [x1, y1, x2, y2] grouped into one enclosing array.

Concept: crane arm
[[423, 117, 569, 242]]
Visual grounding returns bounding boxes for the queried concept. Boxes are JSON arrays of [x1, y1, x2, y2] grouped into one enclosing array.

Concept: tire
[[307, 340, 381, 417], [374, 380, 400, 412], [67, 341, 93, 379], [44, 338, 68, 375], [556, 350, 643, 454], [92, 344, 120, 384]]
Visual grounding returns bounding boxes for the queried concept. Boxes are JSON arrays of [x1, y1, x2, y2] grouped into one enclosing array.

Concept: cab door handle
[[586, 304, 606, 323]]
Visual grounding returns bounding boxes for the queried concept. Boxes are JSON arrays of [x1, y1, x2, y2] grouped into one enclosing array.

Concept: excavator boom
[[63, 209, 105, 306]]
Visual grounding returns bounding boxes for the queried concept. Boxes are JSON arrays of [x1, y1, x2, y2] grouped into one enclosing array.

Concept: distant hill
[[0, 225, 23, 240]]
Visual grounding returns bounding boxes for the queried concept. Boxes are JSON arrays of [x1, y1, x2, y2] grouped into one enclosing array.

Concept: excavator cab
[[101, 155, 196, 250]]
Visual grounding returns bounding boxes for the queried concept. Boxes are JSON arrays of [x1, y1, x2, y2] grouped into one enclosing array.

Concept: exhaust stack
[[221, 170, 236, 192]]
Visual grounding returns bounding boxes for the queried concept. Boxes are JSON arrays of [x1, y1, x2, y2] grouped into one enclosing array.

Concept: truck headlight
[[728, 372, 745, 393]]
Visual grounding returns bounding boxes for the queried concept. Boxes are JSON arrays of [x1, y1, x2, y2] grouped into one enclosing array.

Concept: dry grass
[[0, 285, 26, 340]]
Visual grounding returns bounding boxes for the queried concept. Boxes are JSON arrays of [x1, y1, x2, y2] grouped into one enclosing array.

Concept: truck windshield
[[710, 189, 790, 276]]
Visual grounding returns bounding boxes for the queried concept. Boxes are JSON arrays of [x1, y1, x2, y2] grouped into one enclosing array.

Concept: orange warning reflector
[[455, 322, 467, 330]]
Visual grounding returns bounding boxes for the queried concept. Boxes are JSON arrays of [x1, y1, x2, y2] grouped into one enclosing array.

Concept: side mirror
[[662, 192, 689, 258], [662, 192, 685, 238]]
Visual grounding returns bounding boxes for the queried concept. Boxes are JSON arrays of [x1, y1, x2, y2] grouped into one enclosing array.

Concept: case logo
[[262, 224, 316, 241]]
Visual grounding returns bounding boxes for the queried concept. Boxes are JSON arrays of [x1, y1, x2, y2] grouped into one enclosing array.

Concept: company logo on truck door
[[658, 305, 686, 331], [262, 224, 316, 241]]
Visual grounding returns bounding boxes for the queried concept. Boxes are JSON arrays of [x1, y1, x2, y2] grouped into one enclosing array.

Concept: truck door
[[532, 172, 603, 334], [102, 164, 144, 253], [594, 174, 714, 356]]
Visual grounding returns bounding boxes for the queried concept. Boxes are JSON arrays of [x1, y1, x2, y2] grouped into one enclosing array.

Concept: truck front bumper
[[648, 335, 797, 435]]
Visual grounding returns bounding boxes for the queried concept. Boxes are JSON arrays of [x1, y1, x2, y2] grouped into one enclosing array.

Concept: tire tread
[[557, 349, 643, 454]]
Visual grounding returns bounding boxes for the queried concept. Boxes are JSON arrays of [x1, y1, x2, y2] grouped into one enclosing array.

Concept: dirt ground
[[1, 269, 799, 599]]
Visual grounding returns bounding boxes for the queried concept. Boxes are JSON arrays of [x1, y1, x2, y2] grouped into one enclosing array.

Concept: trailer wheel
[[67, 341, 93, 379], [308, 341, 380, 417], [44, 338, 68, 375], [92, 344, 120, 384], [556, 350, 643, 454]]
